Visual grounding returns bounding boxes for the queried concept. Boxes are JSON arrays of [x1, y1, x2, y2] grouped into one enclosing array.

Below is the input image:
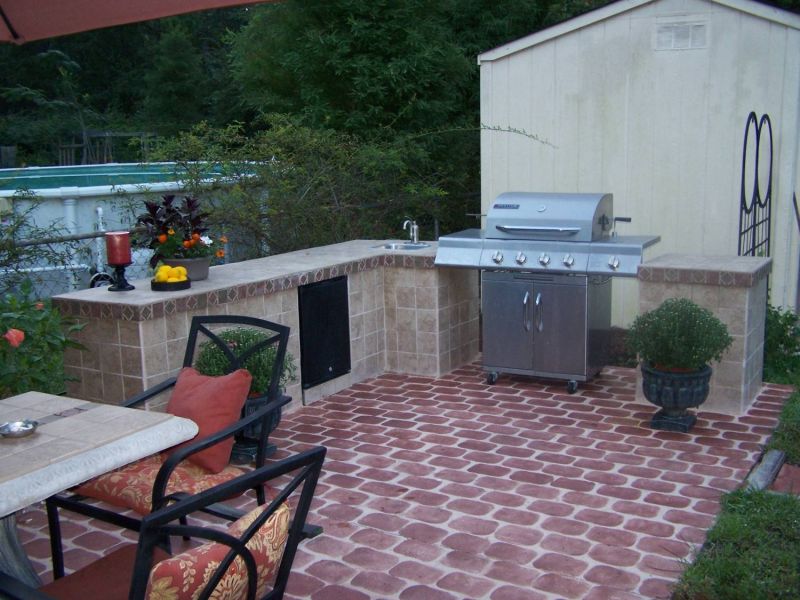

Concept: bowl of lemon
[[151, 264, 191, 291]]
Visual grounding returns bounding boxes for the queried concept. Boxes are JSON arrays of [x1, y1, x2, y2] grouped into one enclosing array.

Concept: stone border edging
[[745, 448, 786, 491]]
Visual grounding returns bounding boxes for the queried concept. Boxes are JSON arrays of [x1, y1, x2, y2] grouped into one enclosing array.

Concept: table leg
[[0, 513, 41, 588]]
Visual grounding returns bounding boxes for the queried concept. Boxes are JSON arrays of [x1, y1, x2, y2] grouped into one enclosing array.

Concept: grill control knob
[[563, 254, 575, 267], [608, 256, 621, 271], [538, 253, 551, 267], [515, 252, 527, 265], [492, 250, 504, 264]]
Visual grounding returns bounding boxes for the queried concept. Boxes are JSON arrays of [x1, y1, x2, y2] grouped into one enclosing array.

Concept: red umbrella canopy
[[0, 0, 274, 44]]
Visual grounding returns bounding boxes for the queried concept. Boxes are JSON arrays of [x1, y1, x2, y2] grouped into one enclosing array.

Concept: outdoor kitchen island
[[52, 240, 479, 411]]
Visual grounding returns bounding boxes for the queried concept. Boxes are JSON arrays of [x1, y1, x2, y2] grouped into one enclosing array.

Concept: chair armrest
[[121, 376, 178, 408], [151, 394, 291, 509]]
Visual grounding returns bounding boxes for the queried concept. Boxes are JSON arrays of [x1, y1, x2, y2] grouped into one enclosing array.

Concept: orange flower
[[183, 240, 192, 249], [167, 228, 175, 236], [3, 328, 24, 348], [157, 233, 167, 244], [34, 302, 45, 310], [191, 232, 201, 241], [219, 235, 228, 244], [216, 249, 225, 258]]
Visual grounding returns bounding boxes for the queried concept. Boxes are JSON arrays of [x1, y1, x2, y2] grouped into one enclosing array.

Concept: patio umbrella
[[0, 0, 276, 44]]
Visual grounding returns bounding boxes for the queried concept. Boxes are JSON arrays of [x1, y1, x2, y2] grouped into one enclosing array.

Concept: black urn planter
[[640, 363, 712, 433], [230, 392, 287, 464]]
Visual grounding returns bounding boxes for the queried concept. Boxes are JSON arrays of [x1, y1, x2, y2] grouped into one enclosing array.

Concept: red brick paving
[[17, 364, 792, 598], [772, 463, 800, 495]]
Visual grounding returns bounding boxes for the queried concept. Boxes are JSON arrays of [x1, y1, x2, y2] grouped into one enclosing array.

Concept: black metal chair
[[46, 315, 294, 579], [0, 446, 327, 600]]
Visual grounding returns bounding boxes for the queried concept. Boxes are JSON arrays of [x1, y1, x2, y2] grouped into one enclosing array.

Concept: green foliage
[[230, 0, 473, 134], [763, 304, 800, 384], [0, 279, 84, 398], [140, 25, 206, 136], [674, 488, 800, 599], [0, 194, 83, 296], [0, 50, 104, 164], [626, 298, 733, 370], [227, 0, 556, 236], [194, 328, 296, 395], [766, 391, 800, 464], [148, 118, 447, 258]]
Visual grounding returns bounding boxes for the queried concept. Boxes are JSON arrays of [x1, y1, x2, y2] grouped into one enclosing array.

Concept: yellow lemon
[[154, 271, 169, 283], [167, 276, 180, 283], [174, 266, 188, 277]]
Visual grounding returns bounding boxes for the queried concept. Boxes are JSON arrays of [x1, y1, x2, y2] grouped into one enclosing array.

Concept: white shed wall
[[480, 0, 800, 325]]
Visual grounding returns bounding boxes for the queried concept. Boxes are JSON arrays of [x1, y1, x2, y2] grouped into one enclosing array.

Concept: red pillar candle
[[105, 231, 132, 265]]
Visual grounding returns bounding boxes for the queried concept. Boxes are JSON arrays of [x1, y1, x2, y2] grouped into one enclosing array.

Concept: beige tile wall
[[65, 289, 300, 410], [636, 255, 771, 415], [384, 266, 480, 376], [63, 262, 479, 411]]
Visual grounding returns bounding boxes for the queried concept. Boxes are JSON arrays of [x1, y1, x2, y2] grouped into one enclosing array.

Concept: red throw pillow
[[166, 367, 252, 473]]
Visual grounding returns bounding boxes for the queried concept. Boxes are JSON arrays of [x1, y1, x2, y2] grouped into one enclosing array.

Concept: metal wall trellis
[[738, 112, 772, 258]]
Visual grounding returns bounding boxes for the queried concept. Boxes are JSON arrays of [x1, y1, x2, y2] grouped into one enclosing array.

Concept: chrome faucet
[[403, 218, 419, 244]]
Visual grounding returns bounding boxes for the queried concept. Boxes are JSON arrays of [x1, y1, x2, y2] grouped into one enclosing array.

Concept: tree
[[144, 118, 447, 257], [227, 0, 555, 235], [141, 25, 207, 136], [230, 0, 474, 135]]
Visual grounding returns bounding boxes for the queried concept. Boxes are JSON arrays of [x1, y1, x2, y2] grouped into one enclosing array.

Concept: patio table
[[0, 392, 198, 587]]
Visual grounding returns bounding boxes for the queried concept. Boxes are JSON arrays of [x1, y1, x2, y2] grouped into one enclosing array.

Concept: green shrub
[[766, 391, 800, 464], [674, 488, 800, 599], [194, 327, 296, 395], [0, 279, 84, 398], [763, 304, 800, 384], [626, 298, 733, 370]]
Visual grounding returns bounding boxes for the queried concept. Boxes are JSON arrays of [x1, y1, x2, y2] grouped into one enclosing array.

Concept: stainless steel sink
[[378, 242, 431, 251]]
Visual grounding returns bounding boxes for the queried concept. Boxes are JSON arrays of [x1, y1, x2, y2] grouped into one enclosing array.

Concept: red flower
[[35, 302, 45, 310], [3, 328, 25, 348]]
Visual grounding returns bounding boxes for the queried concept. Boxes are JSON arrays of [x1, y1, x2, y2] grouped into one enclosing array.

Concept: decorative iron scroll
[[738, 112, 772, 258]]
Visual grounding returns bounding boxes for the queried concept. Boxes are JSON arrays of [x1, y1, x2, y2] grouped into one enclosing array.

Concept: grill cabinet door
[[481, 272, 534, 371], [531, 278, 587, 377]]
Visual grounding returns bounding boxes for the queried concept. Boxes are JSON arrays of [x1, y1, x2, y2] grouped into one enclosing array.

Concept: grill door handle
[[523, 291, 531, 332], [495, 225, 581, 235], [534, 292, 543, 332]]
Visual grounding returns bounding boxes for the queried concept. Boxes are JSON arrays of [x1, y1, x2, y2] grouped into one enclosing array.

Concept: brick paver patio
[[17, 363, 792, 599]]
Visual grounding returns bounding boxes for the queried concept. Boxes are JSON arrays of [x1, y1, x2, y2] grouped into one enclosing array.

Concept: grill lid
[[435, 191, 660, 277], [486, 192, 613, 243]]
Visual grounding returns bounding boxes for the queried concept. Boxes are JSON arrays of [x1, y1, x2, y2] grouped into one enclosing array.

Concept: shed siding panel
[[480, 0, 800, 323]]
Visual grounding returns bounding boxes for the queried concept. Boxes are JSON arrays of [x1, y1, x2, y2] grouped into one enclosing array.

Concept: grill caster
[[567, 380, 578, 394], [486, 372, 499, 385]]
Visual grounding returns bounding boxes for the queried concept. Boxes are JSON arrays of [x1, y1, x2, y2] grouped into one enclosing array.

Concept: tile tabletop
[[0, 392, 197, 517]]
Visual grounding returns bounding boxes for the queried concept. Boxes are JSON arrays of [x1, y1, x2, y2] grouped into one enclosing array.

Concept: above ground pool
[[0, 162, 234, 297], [0, 162, 224, 198]]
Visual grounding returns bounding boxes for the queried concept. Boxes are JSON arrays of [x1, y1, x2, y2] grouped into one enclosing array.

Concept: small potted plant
[[627, 297, 733, 432], [136, 195, 226, 281], [194, 327, 297, 462]]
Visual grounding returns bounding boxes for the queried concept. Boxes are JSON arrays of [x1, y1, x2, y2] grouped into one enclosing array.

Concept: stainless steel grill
[[435, 192, 659, 392]]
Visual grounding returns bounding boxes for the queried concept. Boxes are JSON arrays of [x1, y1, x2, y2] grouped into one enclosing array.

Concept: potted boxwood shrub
[[627, 297, 733, 432], [194, 327, 296, 462]]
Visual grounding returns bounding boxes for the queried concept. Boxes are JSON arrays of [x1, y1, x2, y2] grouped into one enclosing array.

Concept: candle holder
[[108, 263, 135, 292]]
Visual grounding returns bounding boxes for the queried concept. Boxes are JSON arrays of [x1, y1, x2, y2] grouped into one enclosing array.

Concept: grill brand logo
[[537, 205, 547, 212], [493, 203, 520, 210]]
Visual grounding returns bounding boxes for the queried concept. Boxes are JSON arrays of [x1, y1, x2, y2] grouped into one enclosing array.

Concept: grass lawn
[[673, 392, 800, 599]]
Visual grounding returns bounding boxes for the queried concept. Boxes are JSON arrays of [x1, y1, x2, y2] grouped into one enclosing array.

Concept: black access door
[[298, 276, 351, 389]]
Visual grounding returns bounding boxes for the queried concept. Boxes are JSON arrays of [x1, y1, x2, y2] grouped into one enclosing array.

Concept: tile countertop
[[53, 240, 438, 309]]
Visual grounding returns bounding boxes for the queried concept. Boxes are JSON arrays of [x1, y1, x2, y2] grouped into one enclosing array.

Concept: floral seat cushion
[[75, 454, 246, 515], [146, 501, 291, 600]]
